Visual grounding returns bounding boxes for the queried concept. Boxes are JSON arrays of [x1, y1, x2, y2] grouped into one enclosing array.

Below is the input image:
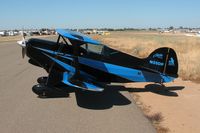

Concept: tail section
[[144, 47, 178, 78]]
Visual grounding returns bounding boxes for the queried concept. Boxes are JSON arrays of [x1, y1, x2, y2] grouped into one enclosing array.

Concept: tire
[[37, 77, 48, 84], [32, 84, 47, 97]]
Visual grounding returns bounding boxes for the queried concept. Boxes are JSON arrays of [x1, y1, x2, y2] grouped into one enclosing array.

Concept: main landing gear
[[32, 76, 51, 97], [32, 84, 49, 97], [32, 77, 69, 98]]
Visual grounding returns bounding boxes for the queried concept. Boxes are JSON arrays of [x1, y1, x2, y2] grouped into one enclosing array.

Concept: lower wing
[[62, 72, 104, 92]]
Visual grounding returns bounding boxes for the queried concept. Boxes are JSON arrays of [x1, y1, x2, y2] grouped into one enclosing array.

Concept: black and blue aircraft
[[17, 29, 178, 97]]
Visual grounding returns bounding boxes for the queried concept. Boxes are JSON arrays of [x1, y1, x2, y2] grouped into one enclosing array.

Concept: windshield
[[81, 43, 104, 54]]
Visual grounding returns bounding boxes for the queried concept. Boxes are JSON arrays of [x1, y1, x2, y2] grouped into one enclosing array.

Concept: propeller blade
[[17, 32, 27, 58]]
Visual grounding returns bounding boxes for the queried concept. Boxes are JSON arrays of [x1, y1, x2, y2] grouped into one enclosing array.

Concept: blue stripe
[[43, 53, 96, 80], [78, 57, 174, 83], [35, 47, 174, 83], [44, 53, 75, 73], [62, 72, 80, 88]]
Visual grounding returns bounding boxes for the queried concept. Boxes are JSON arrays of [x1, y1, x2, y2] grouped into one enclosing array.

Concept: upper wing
[[56, 29, 101, 45]]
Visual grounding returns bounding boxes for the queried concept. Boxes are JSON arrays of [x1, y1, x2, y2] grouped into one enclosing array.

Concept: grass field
[[96, 31, 200, 82]]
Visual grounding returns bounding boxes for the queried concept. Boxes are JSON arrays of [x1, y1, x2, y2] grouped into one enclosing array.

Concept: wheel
[[37, 77, 48, 84], [32, 84, 70, 98], [32, 84, 48, 97]]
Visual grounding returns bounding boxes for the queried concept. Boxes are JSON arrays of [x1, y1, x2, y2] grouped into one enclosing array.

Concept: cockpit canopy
[[56, 29, 119, 56]]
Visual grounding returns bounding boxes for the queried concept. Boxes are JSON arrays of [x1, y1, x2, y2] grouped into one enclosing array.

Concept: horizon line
[[1, 26, 200, 31]]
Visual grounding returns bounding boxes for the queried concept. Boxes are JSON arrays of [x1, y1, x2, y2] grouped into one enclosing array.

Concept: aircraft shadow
[[75, 89, 131, 110], [36, 86, 132, 110], [36, 84, 184, 110], [107, 84, 185, 97]]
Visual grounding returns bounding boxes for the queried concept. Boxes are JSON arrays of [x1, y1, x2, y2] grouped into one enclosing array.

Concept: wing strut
[[67, 40, 82, 84], [45, 35, 65, 86], [45, 35, 82, 86]]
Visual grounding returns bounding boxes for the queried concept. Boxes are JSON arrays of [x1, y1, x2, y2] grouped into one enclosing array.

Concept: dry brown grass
[[146, 112, 164, 124], [95, 31, 200, 82], [146, 113, 170, 133], [132, 93, 169, 133]]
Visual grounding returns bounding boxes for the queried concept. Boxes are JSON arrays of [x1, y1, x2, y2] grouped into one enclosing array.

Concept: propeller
[[17, 32, 27, 58]]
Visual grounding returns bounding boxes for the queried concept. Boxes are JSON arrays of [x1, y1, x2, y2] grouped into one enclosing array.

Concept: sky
[[0, 0, 200, 30]]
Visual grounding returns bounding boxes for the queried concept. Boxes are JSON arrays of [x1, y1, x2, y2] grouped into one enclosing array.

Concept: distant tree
[[149, 28, 157, 31], [179, 26, 183, 29], [169, 26, 174, 30]]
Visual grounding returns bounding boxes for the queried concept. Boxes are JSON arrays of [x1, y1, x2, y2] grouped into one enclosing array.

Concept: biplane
[[17, 29, 178, 96]]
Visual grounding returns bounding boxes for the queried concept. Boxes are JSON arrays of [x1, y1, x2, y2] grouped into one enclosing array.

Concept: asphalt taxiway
[[0, 40, 155, 133]]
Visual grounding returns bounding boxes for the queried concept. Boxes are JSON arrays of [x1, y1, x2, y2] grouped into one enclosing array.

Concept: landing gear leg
[[160, 79, 167, 91], [160, 83, 169, 91]]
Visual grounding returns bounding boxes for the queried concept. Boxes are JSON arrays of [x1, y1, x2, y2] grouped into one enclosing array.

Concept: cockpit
[[53, 29, 120, 58], [81, 43, 104, 55]]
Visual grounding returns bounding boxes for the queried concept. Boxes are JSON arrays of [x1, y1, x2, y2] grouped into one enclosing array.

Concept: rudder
[[144, 47, 178, 77]]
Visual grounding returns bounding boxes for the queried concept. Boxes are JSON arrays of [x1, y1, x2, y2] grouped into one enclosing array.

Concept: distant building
[[97, 31, 110, 35], [0, 31, 6, 36], [83, 30, 93, 34], [4, 30, 19, 36]]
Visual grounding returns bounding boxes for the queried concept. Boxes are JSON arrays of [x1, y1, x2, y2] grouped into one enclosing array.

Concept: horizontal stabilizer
[[62, 72, 104, 92]]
